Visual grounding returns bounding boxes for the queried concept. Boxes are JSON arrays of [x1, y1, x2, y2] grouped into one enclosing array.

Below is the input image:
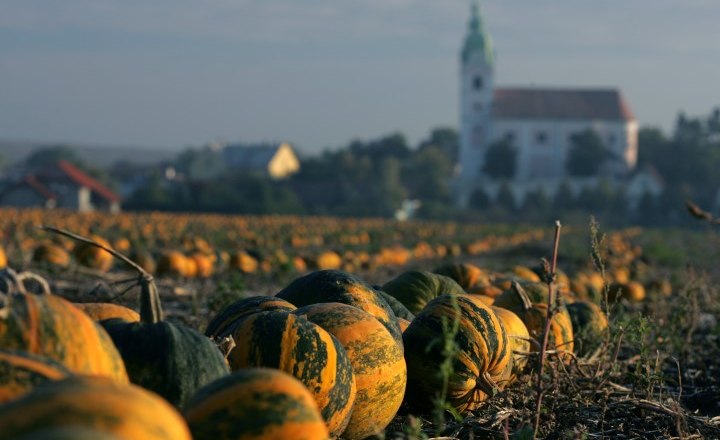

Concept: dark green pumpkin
[[204, 295, 297, 339], [382, 270, 466, 315], [376, 290, 415, 321], [102, 278, 229, 408], [276, 270, 402, 346]]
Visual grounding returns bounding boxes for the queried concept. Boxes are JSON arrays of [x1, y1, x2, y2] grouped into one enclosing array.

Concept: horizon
[[1, 0, 719, 154]]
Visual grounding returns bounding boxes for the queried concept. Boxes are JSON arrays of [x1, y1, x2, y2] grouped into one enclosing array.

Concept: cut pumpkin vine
[[40, 226, 230, 408]]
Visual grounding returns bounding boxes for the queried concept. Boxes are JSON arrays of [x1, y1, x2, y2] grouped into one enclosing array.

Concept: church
[[456, 1, 639, 208]]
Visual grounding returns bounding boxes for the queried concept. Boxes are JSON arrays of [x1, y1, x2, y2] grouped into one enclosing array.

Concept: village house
[[222, 142, 300, 180], [0, 160, 122, 212]]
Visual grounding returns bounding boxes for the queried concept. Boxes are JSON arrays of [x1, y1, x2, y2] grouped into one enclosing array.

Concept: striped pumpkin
[[0, 376, 191, 440], [566, 301, 609, 356], [12, 427, 125, 439], [184, 368, 329, 440], [494, 282, 574, 358], [293, 303, 406, 440], [204, 295, 297, 339], [228, 311, 356, 437], [102, 279, 229, 408], [382, 270, 466, 315], [490, 306, 530, 379], [75, 303, 140, 323], [0, 294, 128, 382], [433, 262, 487, 292], [403, 295, 511, 414], [0, 350, 72, 404], [276, 270, 402, 347], [376, 290, 415, 321]]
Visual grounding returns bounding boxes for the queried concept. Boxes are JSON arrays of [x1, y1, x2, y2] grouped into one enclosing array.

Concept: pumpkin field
[[1, 207, 720, 439]]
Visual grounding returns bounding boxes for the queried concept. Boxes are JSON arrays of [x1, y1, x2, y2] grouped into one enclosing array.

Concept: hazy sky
[[1, 1, 719, 155]]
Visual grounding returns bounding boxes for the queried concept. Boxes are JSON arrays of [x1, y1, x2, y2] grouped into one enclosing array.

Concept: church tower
[[458, 0, 495, 206]]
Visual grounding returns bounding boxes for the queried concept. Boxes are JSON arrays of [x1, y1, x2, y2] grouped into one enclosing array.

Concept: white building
[[457, 1, 638, 207]]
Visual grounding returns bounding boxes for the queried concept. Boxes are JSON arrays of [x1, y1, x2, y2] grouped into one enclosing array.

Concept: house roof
[[23, 175, 56, 200], [38, 160, 122, 202], [223, 143, 292, 169], [493, 88, 635, 122]]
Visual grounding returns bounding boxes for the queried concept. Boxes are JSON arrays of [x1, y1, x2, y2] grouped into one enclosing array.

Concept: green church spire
[[461, 0, 494, 65]]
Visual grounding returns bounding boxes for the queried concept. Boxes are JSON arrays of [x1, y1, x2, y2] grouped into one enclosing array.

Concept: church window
[[473, 75, 483, 90], [535, 131, 548, 145]]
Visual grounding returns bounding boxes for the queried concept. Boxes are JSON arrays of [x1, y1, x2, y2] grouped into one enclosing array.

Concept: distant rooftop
[[493, 88, 635, 121]]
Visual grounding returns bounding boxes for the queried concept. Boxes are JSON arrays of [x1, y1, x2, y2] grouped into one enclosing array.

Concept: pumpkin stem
[[139, 275, 164, 324], [476, 371, 498, 397], [40, 226, 163, 322], [511, 281, 533, 312]]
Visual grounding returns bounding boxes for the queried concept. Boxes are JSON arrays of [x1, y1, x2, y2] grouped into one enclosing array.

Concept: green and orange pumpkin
[[0, 293, 128, 382], [293, 303, 406, 439], [0, 350, 72, 404], [0, 376, 191, 440], [184, 368, 329, 440], [403, 294, 511, 414], [227, 310, 356, 437]]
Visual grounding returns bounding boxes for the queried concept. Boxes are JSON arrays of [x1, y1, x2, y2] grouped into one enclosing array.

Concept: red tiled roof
[[23, 175, 56, 200], [43, 160, 122, 202], [493, 87, 635, 121]]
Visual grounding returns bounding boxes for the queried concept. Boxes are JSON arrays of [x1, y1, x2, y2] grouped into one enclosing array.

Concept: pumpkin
[[75, 303, 140, 323], [0, 350, 71, 404], [490, 306, 530, 378], [227, 311, 356, 437], [73, 235, 114, 271], [608, 281, 646, 303], [129, 249, 156, 274], [0, 293, 128, 382], [293, 303, 406, 439], [12, 427, 125, 440], [397, 317, 411, 333], [101, 277, 230, 407], [0, 376, 191, 440], [467, 294, 495, 306], [433, 262, 486, 291], [493, 282, 550, 310], [566, 301, 609, 356], [376, 290, 415, 321], [229, 251, 258, 273], [32, 243, 71, 268], [184, 368, 329, 440], [492, 282, 574, 360], [0, 246, 6, 269], [205, 295, 297, 339], [156, 251, 190, 277], [276, 270, 402, 347], [381, 270, 466, 315], [403, 295, 511, 414], [512, 265, 542, 282], [190, 253, 214, 278]]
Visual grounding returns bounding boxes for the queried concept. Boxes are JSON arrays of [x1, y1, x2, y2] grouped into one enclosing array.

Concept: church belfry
[[459, 0, 495, 197]]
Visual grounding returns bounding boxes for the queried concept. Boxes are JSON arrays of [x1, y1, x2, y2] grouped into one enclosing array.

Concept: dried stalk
[[533, 220, 562, 438]]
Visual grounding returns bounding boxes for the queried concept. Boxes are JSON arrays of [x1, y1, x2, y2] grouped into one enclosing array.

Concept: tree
[[25, 145, 84, 168], [418, 127, 459, 163], [482, 139, 517, 179], [553, 181, 575, 210], [495, 183, 516, 212], [565, 129, 609, 177], [469, 188, 491, 209]]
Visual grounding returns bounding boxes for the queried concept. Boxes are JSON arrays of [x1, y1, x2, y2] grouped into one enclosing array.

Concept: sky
[[1, 0, 719, 155]]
